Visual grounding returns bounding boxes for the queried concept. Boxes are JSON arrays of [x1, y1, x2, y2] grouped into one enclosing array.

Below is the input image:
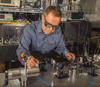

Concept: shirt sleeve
[[55, 27, 69, 55], [16, 24, 32, 65]]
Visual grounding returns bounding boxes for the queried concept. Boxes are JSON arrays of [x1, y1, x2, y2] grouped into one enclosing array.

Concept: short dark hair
[[44, 6, 62, 17]]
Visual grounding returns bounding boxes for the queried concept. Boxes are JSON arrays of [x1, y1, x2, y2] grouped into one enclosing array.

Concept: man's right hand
[[27, 56, 39, 68]]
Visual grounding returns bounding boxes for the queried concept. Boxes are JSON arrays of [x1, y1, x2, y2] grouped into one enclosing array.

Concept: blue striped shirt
[[16, 21, 68, 61]]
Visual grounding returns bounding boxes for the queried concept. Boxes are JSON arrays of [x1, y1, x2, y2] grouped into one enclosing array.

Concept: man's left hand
[[65, 52, 75, 61]]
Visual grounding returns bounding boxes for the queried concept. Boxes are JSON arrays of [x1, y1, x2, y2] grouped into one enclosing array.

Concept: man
[[16, 6, 75, 67]]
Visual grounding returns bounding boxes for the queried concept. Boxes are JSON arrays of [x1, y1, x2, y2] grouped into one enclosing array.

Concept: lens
[[44, 18, 58, 30]]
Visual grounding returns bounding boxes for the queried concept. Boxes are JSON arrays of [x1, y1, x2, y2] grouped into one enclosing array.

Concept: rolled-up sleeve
[[16, 25, 32, 64], [55, 28, 69, 55]]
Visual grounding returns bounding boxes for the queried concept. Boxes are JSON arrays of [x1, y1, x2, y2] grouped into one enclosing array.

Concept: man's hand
[[27, 56, 39, 68], [65, 52, 75, 60]]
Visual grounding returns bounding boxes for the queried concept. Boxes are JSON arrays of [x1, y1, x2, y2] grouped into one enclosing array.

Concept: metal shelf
[[0, 6, 79, 14], [0, 6, 44, 13]]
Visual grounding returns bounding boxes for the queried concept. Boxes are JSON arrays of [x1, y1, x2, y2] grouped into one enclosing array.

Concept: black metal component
[[38, 58, 47, 72], [5, 71, 8, 86], [55, 63, 69, 79]]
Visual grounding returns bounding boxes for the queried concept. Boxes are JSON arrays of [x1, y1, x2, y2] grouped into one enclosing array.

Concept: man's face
[[42, 12, 61, 34]]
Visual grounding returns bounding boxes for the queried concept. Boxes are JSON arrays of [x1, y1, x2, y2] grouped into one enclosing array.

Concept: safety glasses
[[44, 16, 58, 30]]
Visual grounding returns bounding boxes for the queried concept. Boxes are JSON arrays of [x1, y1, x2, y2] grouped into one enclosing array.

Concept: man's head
[[42, 6, 61, 34]]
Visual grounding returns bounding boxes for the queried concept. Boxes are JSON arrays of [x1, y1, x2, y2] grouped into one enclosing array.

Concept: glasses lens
[[47, 24, 52, 28], [44, 16, 58, 29], [45, 21, 58, 29]]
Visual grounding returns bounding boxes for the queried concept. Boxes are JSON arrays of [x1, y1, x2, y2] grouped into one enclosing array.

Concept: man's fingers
[[71, 54, 75, 60], [66, 53, 72, 60], [69, 53, 75, 60], [30, 58, 39, 65], [34, 59, 39, 64], [31, 59, 37, 65], [27, 63, 35, 67], [65, 52, 75, 60], [27, 56, 39, 67], [27, 61, 35, 67], [67, 54, 72, 58]]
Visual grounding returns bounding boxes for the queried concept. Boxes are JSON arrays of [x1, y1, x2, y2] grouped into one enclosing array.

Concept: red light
[[20, 58, 22, 60]]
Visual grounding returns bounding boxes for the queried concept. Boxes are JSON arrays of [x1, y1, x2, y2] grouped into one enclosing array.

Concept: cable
[[87, 73, 95, 87], [37, 77, 52, 87], [83, 67, 96, 87]]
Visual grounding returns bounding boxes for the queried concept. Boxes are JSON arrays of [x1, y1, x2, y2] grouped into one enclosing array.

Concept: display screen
[[0, 0, 11, 3]]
